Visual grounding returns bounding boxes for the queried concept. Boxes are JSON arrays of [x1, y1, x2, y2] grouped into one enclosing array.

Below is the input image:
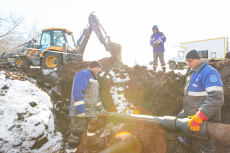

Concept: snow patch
[[0, 70, 62, 152]]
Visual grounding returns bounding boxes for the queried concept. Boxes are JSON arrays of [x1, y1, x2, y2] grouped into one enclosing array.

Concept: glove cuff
[[77, 113, 85, 117], [101, 109, 107, 113], [196, 111, 208, 121]]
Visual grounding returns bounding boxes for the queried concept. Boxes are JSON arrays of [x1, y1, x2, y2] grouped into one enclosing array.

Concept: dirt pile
[[124, 65, 186, 116], [209, 59, 230, 124]]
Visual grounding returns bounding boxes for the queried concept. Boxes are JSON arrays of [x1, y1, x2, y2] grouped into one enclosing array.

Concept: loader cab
[[38, 28, 77, 69], [53, 31, 65, 46], [40, 30, 52, 49], [40, 28, 77, 50]]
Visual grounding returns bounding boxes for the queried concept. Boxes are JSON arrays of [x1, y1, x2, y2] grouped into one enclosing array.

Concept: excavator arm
[[76, 12, 121, 61]]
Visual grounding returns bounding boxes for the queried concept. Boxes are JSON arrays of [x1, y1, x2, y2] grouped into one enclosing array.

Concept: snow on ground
[[42, 68, 58, 78], [0, 71, 62, 153], [146, 64, 187, 75], [108, 70, 135, 113], [109, 70, 130, 83]]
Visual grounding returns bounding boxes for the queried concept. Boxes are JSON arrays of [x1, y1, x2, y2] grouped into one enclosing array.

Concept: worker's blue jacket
[[69, 69, 104, 117], [150, 31, 166, 53], [179, 61, 224, 122]]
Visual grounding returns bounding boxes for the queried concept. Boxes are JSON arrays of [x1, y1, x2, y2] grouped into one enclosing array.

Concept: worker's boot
[[65, 143, 78, 153], [162, 67, 166, 73], [64, 147, 77, 153], [153, 66, 157, 71]]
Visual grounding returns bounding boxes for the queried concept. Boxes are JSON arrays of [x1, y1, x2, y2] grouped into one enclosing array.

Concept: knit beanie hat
[[90, 61, 101, 68], [186, 50, 200, 59]]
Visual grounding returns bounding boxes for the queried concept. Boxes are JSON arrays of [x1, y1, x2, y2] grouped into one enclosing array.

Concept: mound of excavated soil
[[1, 58, 230, 153], [209, 59, 230, 124]]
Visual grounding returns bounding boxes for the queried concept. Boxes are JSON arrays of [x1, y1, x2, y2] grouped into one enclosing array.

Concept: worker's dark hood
[[152, 25, 159, 32]]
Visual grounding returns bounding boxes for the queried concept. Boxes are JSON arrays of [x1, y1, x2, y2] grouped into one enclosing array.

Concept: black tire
[[20, 56, 32, 73], [169, 62, 177, 70], [15, 57, 23, 67], [42, 52, 63, 69]]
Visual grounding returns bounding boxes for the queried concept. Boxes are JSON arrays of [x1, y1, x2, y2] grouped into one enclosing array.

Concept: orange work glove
[[188, 111, 208, 131]]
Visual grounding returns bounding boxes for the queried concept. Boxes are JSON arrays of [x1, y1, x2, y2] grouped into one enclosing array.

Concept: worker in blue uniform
[[150, 25, 166, 72], [65, 61, 106, 153], [177, 50, 224, 153]]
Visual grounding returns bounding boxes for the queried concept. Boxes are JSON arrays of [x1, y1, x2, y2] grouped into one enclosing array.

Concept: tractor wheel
[[15, 58, 23, 67], [169, 62, 177, 71], [20, 56, 32, 73], [42, 52, 63, 69]]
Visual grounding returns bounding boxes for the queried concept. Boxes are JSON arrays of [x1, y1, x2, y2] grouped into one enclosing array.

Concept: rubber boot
[[153, 66, 157, 71], [65, 143, 78, 153], [162, 67, 166, 73], [65, 146, 77, 153]]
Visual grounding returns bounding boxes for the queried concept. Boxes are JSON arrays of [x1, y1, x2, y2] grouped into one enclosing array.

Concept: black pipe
[[97, 112, 230, 143]]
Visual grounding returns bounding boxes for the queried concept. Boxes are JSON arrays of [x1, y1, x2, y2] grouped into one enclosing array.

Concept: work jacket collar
[[193, 61, 207, 74], [87, 69, 97, 79]]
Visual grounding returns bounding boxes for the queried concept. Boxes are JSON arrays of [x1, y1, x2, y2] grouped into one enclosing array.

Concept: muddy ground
[[0, 58, 230, 153]]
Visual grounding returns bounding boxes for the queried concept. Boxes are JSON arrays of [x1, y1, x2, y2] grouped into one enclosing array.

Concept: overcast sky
[[1, 0, 230, 66]]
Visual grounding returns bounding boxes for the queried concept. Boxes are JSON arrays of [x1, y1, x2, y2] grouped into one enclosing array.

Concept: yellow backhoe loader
[[0, 12, 121, 69]]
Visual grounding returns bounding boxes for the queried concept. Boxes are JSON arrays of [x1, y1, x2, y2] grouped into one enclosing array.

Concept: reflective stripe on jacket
[[183, 61, 224, 122], [69, 69, 103, 117]]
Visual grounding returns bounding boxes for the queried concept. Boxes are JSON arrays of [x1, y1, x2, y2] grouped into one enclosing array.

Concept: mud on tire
[[42, 52, 63, 69], [20, 56, 32, 73], [15, 58, 23, 67]]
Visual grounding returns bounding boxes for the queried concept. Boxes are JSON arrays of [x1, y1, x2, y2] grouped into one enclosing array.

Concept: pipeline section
[[97, 112, 230, 143]]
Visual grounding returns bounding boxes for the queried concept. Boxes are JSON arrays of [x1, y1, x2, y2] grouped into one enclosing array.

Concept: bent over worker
[[150, 25, 166, 72], [177, 50, 224, 153], [65, 61, 106, 153]]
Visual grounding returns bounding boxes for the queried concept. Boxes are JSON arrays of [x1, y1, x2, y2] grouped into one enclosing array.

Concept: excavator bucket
[[109, 42, 122, 60]]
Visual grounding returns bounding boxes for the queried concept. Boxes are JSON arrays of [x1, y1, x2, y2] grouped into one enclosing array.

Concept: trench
[[1, 57, 230, 152]]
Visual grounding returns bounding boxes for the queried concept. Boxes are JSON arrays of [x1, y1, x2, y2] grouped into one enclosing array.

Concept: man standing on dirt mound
[[65, 61, 106, 153], [150, 25, 166, 72], [177, 50, 224, 153]]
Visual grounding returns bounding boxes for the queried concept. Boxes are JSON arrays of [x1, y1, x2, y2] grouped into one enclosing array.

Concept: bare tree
[[0, 11, 25, 54], [26, 18, 42, 40], [0, 11, 24, 39], [0, 11, 47, 57]]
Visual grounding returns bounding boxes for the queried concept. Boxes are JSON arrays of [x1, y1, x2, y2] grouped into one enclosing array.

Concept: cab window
[[41, 31, 51, 48], [53, 31, 65, 46], [178, 51, 184, 57], [65, 33, 76, 49]]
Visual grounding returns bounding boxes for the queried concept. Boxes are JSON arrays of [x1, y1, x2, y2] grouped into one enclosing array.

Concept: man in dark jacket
[[178, 50, 224, 153], [150, 25, 166, 72], [65, 61, 106, 153]]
